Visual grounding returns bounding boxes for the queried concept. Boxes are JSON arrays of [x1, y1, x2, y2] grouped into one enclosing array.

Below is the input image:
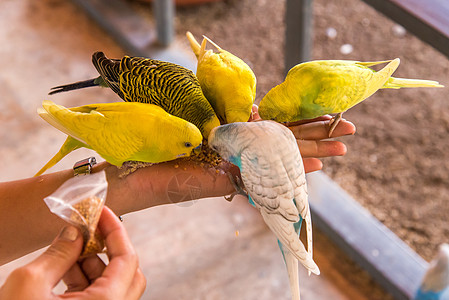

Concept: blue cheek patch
[[229, 155, 242, 169], [248, 195, 256, 208]]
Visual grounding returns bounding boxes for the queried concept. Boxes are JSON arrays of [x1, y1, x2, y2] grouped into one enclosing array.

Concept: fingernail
[[59, 226, 79, 242]]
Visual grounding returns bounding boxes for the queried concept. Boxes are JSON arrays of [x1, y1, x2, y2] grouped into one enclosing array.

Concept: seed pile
[[119, 140, 223, 178], [186, 140, 222, 168]]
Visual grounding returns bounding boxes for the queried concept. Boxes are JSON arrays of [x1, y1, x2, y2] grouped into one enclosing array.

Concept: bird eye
[[185, 142, 192, 148]]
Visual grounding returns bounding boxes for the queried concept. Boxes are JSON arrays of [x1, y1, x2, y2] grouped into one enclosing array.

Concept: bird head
[[208, 123, 243, 162], [173, 120, 203, 159]]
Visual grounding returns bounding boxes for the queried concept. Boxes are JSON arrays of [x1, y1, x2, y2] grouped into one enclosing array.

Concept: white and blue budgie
[[208, 120, 320, 300], [415, 244, 449, 300]]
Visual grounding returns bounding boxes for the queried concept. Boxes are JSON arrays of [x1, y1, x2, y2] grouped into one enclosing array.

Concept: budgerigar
[[415, 244, 449, 300], [208, 121, 320, 300], [186, 32, 257, 124], [35, 101, 202, 176], [49, 52, 220, 137], [258, 59, 443, 136]]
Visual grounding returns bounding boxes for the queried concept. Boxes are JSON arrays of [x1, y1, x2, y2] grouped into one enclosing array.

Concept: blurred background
[[0, 0, 448, 299]]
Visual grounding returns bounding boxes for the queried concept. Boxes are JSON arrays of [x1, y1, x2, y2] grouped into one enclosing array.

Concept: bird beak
[[192, 143, 202, 155]]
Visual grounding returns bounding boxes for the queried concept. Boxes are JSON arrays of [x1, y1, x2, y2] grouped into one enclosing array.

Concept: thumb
[[28, 226, 83, 288]]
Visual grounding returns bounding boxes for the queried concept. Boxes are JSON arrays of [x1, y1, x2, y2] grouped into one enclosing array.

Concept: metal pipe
[[285, 0, 313, 74], [154, 0, 175, 47]]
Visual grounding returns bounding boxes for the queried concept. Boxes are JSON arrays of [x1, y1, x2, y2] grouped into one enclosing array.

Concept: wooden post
[[285, 0, 313, 74]]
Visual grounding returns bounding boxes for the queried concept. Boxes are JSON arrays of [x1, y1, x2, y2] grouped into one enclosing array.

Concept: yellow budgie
[[186, 32, 257, 124], [259, 59, 443, 136], [49, 52, 220, 138], [35, 101, 202, 176]]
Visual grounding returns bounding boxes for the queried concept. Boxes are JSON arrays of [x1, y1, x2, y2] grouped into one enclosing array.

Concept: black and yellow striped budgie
[[186, 32, 256, 124], [259, 58, 443, 136], [49, 52, 220, 137]]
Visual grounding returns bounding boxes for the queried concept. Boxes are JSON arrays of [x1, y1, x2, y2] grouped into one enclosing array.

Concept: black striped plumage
[[50, 52, 219, 137]]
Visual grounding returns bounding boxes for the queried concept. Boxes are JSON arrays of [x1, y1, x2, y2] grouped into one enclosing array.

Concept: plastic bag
[[44, 171, 108, 258]]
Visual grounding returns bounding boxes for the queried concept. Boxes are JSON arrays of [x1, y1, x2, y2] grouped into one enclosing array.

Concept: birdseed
[[71, 196, 105, 257]]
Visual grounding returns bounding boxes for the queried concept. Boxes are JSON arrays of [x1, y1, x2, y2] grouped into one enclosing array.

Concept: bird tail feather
[[383, 77, 444, 89], [357, 58, 400, 101], [305, 206, 314, 276], [48, 78, 100, 95], [198, 36, 208, 63], [355, 60, 396, 67], [203, 35, 223, 52], [261, 210, 320, 275], [34, 136, 81, 176], [38, 101, 86, 142], [284, 249, 301, 300], [186, 31, 201, 58]]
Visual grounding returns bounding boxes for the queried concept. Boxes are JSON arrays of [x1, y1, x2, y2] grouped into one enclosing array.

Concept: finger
[[303, 158, 323, 173], [288, 119, 356, 140], [284, 115, 333, 126], [248, 104, 262, 121], [27, 226, 83, 288], [94, 207, 138, 292], [298, 140, 348, 158], [80, 255, 107, 282], [63, 262, 89, 292], [125, 268, 147, 300]]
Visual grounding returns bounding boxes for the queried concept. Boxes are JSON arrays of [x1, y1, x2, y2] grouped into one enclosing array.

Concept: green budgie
[[49, 52, 220, 137], [208, 121, 320, 300], [35, 101, 202, 176], [259, 59, 443, 136]]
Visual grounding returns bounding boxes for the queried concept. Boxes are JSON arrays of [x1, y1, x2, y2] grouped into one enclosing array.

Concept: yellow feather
[[187, 32, 257, 124], [186, 31, 201, 58], [35, 101, 202, 176], [49, 52, 220, 139], [259, 59, 443, 122]]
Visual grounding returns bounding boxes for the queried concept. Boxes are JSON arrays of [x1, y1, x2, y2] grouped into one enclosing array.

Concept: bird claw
[[225, 171, 247, 202], [328, 112, 343, 137], [224, 192, 238, 202], [119, 161, 155, 178]]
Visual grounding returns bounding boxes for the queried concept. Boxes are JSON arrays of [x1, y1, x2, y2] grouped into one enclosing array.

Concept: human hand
[[249, 104, 356, 172], [0, 206, 145, 300], [103, 106, 355, 211]]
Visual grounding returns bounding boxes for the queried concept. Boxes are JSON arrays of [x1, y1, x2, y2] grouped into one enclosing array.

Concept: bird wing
[[240, 150, 299, 223], [356, 58, 399, 100], [285, 60, 397, 117], [240, 121, 319, 275], [239, 145, 319, 275], [40, 101, 146, 165], [117, 57, 201, 108], [39, 101, 89, 145], [300, 61, 372, 115], [91, 51, 123, 97], [280, 125, 314, 264]]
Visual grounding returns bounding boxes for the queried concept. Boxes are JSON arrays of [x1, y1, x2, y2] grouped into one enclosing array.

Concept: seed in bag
[[44, 171, 108, 257]]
